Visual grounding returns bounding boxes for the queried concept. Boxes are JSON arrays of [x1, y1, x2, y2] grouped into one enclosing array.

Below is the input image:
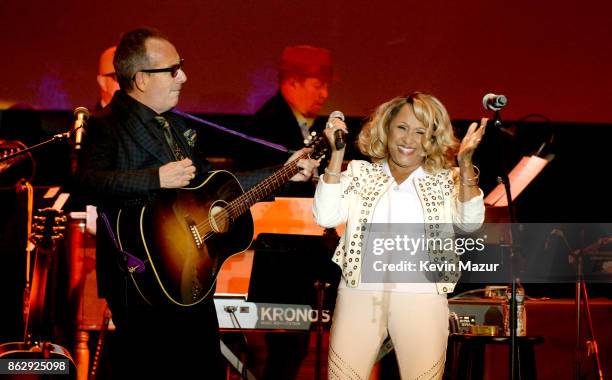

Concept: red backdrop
[[1, 0, 611, 122]]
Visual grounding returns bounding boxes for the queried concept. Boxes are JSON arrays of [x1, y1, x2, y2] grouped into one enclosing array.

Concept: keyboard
[[215, 296, 332, 331]]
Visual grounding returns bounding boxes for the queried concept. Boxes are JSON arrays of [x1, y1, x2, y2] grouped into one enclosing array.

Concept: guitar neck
[[228, 154, 306, 219]]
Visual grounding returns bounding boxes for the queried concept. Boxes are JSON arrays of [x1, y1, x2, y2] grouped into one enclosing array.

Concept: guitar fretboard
[[227, 153, 307, 220], [227, 154, 308, 220]]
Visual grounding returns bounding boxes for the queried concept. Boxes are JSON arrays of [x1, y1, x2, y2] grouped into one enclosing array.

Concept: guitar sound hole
[[210, 205, 230, 233]]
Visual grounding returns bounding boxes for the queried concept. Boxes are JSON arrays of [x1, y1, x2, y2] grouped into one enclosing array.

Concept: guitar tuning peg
[[33, 216, 45, 221], [311, 131, 317, 136], [53, 234, 64, 241], [53, 226, 66, 232]]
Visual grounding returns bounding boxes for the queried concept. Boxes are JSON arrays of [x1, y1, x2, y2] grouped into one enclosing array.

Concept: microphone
[[482, 93, 508, 111], [73, 107, 90, 150], [328, 110, 346, 150]]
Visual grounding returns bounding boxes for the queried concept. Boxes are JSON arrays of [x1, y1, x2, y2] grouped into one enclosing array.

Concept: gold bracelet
[[324, 168, 341, 177], [460, 165, 480, 186]]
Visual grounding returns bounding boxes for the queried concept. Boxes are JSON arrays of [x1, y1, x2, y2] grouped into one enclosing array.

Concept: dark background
[[2, 109, 610, 222]]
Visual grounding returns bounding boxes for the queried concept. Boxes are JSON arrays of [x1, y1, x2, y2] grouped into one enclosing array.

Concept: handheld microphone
[[73, 107, 90, 150], [328, 110, 346, 150], [482, 93, 508, 111]]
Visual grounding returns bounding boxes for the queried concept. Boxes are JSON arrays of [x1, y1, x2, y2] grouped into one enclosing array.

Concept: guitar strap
[[98, 211, 146, 274]]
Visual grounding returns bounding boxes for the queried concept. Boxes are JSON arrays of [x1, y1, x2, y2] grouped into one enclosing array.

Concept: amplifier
[[448, 298, 504, 334]]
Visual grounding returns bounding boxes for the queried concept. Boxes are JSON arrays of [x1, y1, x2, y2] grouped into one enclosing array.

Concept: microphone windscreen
[[329, 110, 345, 121]]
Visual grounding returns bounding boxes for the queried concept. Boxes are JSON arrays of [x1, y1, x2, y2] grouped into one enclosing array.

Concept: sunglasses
[[133, 58, 185, 80]]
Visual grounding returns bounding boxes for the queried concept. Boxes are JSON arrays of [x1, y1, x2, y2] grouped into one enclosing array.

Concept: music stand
[[484, 155, 552, 208], [247, 232, 340, 307]]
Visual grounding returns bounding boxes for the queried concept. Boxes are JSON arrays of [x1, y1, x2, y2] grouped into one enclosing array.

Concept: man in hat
[[239, 45, 334, 177], [95, 46, 120, 111]]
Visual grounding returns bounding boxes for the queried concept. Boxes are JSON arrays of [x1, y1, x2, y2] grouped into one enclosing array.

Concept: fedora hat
[[278, 45, 336, 81]]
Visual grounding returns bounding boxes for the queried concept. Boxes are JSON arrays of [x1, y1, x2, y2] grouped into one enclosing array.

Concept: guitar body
[[117, 170, 254, 306], [115, 134, 328, 307]]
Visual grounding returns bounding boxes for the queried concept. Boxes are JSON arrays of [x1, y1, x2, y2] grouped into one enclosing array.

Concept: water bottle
[[503, 282, 526, 336]]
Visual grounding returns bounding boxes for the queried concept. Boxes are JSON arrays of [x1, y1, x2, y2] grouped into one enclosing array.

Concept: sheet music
[[484, 155, 550, 207]]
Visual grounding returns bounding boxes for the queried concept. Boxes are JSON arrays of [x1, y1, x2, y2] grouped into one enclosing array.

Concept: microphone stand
[[172, 109, 293, 154], [0, 129, 76, 164], [571, 235, 607, 380], [313, 280, 329, 380], [489, 109, 520, 380]]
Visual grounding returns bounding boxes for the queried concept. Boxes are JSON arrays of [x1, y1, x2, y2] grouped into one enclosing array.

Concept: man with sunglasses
[[78, 27, 318, 379]]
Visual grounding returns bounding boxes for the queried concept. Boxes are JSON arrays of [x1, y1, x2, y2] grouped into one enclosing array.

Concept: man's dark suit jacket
[[80, 91, 209, 208]]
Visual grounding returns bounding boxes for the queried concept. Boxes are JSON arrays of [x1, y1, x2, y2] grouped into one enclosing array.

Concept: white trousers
[[328, 289, 449, 380]]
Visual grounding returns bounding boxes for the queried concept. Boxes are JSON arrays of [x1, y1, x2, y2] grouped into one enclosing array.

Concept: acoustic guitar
[[115, 134, 328, 307], [0, 208, 77, 378]]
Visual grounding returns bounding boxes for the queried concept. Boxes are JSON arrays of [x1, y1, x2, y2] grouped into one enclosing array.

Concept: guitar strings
[[193, 137, 322, 239], [195, 159, 298, 235], [193, 156, 305, 240]]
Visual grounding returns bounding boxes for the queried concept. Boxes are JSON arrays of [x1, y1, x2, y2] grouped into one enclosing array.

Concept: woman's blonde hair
[[357, 92, 459, 172]]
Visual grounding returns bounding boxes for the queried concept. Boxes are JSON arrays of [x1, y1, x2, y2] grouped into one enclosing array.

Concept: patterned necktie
[[154, 116, 186, 160]]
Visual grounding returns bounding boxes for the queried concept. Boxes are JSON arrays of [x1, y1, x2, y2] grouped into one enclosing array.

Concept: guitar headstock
[[31, 208, 67, 250], [1, 139, 37, 185], [304, 132, 330, 161], [0, 139, 26, 170]]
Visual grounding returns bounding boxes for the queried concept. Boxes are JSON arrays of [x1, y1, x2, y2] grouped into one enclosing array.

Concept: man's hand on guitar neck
[[286, 148, 320, 182], [159, 158, 197, 188]]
